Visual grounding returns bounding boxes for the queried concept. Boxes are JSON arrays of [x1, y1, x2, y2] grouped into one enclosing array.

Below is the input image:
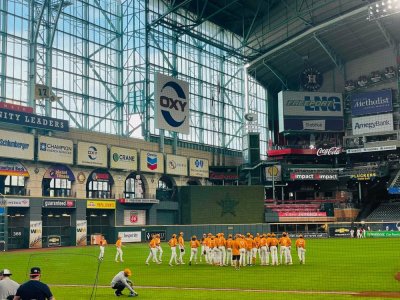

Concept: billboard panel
[[189, 158, 209, 178], [76, 220, 87, 246], [29, 221, 42, 249], [165, 154, 188, 176], [118, 231, 141, 243], [352, 113, 393, 135], [154, 73, 190, 134], [0, 129, 34, 160], [351, 89, 392, 116], [140, 151, 164, 173], [110, 146, 137, 171], [77, 142, 107, 167], [278, 91, 343, 132], [38, 136, 73, 164], [123, 210, 146, 226]]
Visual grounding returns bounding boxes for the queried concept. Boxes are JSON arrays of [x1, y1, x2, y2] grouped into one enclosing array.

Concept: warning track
[[50, 284, 400, 298]]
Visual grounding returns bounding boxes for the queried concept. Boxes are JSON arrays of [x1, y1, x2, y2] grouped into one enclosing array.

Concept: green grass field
[[1, 238, 400, 300]]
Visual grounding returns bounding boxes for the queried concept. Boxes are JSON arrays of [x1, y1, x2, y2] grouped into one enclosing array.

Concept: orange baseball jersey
[[238, 238, 246, 249], [149, 238, 157, 248], [168, 237, 177, 247], [232, 239, 240, 255], [245, 237, 253, 250], [209, 238, 216, 249], [178, 236, 185, 247], [155, 237, 161, 246], [254, 236, 261, 248], [270, 237, 279, 246], [260, 237, 267, 247], [116, 239, 122, 248], [226, 238, 233, 249], [280, 237, 290, 247], [190, 240, 200, 248], [204, 237, 210, 247], [295, 238, 306, 249], [99, 239, 107, 246]]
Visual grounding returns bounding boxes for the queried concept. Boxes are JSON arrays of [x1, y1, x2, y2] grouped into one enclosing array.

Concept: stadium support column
[[144, 0, 150, 141], [358, 182, 362, 204], [0, 0, 6, 102]]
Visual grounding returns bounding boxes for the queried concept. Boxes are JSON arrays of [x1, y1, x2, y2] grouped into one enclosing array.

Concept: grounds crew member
[[111, 268, 138, 297], [0, 269, 19, 300]]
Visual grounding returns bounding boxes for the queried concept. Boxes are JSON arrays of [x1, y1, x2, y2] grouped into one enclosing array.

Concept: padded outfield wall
[[179, 186, 265, 224]]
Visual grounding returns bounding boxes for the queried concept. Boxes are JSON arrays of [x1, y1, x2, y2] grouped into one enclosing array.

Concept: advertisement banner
[[76, 220, 87, 246], [291, 233, 328, 238], [282, 118, 343, 132], [154, 73, 190, 134], [329, 226, 352, 238], [350, 172, 377, 181], [145, 231, 166, 241], [6, 198, 29, 207], [110, 146, 137, 171], [87, 200, 116, 209], [278, 212, 327, 217], [351, 89, 393, 116], [0, 107, 69, 131], [265, 165, 282, 181], [352, 113, 393, 135], [123, 210, 146, 226], [290, 173, 338, 180], [29, 221, 42, 249], [140, 151, 164, 173], [0, 161, 29, 177], [365, 231, 400, 238], [278, 91, 343, 117], [38, 136, 73, 164], [118, 231, 142, 243], [165, 154, 188, 176], [346, 145, 396, 154], [302, 119, 325, 131], [189, 158, 209, 178], [77, 142, 107, 167], [0, 129, 34, 160], [47, 235, 61, 247], [43, 165, 75, 181], [43, 199, 76, 208]]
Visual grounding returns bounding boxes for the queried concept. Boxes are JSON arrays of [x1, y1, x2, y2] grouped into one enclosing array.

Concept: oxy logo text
[[159, 81, 187, 127]]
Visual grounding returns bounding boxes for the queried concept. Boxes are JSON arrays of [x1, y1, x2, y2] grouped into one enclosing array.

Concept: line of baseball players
[[145, 231, 306, 267]]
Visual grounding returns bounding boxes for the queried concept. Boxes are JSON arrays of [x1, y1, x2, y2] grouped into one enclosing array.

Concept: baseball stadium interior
[[0, 0, 400, 251]]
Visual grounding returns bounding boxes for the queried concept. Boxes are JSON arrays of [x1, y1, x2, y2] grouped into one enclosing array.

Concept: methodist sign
[[351, 89, 393, 116], [154, 73, 190, 134], [0, 107, 69, 131]]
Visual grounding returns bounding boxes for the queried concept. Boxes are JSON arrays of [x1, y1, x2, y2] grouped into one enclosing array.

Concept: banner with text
[[0, 129, 34, 160], [118, 231, 142, 243], [87, 200, 116, 209], [290, 173, 338, 180], [123, 210, 146, 226], [352, 113, 393, 135], [166, 154, 188, 176], [278, 212, 327, 217], [0, 161, 29, 177], [140, 151, 164, 173], [76, 220, 87, 246], [110, 146, 137, 171], [351, 89, 393, 116], [29, 221, 42, 248], [189, 158, 209, 178], [365, 231, 400, 238], [38, 136, 73, 164], [77, 142, 107, 167]]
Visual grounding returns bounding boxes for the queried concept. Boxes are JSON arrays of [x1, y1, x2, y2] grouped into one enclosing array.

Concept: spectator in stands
[[0, 269, 19, 300]]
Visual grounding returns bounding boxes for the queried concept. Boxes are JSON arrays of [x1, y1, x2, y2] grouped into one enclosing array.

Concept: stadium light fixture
[[368, 0, 400, 20]]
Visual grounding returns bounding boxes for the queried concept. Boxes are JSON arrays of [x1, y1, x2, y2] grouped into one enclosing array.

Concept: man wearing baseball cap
[[13, 267, 55, 300], [0, 269, 19, 300], [111, 268, 138, 297]]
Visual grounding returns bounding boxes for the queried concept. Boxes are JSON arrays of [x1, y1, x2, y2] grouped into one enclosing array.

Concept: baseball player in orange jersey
[[254, 233, 261, 263], [265, 233, 272, 265], [213, 234, 221, 265], [278, 233, 287, 265], [200, 234, 207, 262], [286, 233, 293, 265], [295, 234, 306, 264], [259, 234, 268, 266], [205, 233, 212, 264], [189, 236, 201, 265], [178, 232, 185, 264], [269, 233, 279, 266], [115, 236, 124, 262], [218, 233, 227, 266], [225, 234, 233, 266], [232, 234, 241, 270], [99, 235, 107, 260], [168, 234, 178, 266], [245, 233, 253, 266], [208, 236, 216, 264], [145, 236, 161, 265], [155, 234, 163, 262], [238, 235, 247, 267]]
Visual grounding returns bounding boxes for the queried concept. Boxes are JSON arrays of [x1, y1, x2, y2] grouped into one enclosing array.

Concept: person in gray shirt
[[0, 269, 19, 300], [111, 268, 138, 297]]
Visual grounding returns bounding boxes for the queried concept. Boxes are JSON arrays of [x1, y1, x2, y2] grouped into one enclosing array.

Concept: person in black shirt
[[13, 267, 55, 300]]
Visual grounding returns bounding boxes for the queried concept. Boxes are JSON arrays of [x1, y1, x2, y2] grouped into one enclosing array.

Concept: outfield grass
[[1, 238, 399, 300]]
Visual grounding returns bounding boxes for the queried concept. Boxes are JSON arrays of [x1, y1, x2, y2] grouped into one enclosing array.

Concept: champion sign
[[154, 73, 190, 134]]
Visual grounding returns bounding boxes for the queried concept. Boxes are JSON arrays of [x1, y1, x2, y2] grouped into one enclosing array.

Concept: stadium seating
[[364, 202, 400, 221]]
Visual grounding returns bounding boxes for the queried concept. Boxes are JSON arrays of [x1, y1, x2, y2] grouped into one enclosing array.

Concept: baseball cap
[[0, 269, 11, 276], [124, 268, 132, 276], [30, 267, 41, 276]]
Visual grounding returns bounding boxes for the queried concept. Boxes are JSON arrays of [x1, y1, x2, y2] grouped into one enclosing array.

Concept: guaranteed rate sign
[[154, 73, 190, 134]]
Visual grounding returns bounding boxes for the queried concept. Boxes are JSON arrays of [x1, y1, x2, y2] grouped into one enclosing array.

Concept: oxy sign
[[154, 73, 190, 134]]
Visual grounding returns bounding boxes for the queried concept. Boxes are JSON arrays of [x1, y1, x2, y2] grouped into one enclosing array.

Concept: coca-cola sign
[[317, 147, 342, 156]]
